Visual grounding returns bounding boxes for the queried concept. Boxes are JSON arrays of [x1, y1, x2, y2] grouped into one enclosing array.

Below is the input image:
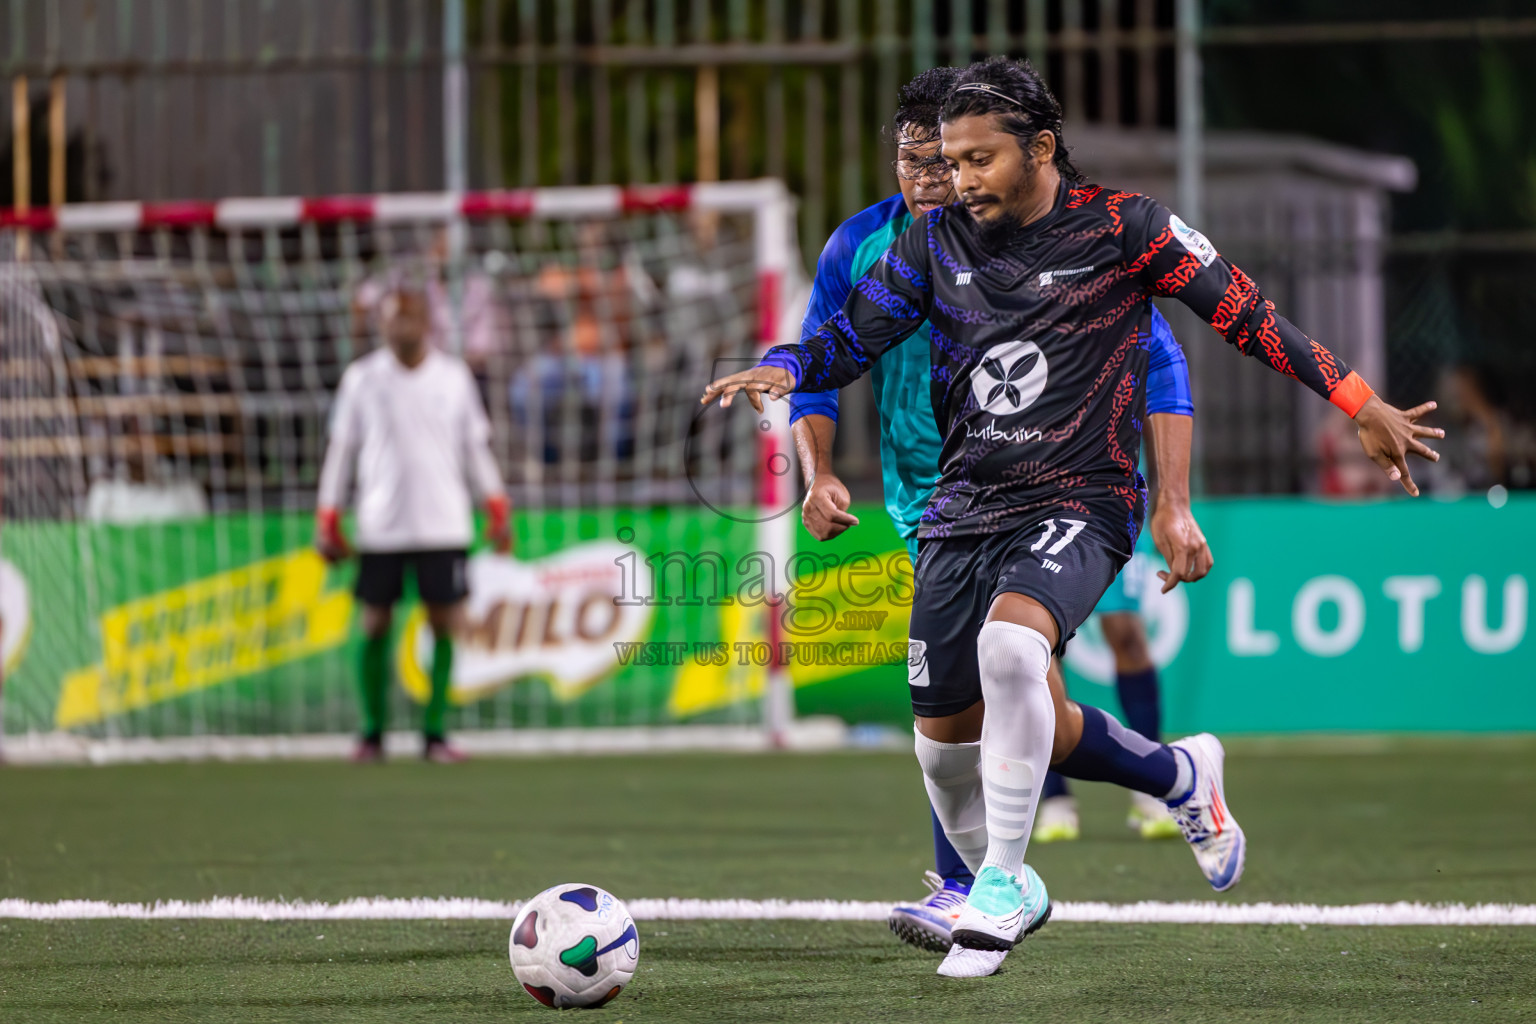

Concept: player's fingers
[[1408, 438, 1440, 462], [747, 388, 764, 414], [1369, 449, 1399, 481], [1402, 400, 1437, 421], [1413, 423, 1446, 439], [1181, 544, 1212, 583], [1193, 542, 1215, 580], [829, 508, 860, 526], [1160, 561, 1187, 594], [1392, 452, 1419, 496]]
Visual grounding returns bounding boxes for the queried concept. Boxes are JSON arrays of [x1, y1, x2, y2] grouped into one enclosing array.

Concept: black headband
[[951, 82, 1026, 109]]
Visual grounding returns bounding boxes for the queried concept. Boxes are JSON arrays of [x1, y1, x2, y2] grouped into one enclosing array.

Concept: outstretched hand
[[1150, 499, 1213, 593], [700, 365, 797, 413], [1353, 396, 1444, 497]]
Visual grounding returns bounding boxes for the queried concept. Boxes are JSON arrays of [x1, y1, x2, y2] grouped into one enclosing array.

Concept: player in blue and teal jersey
[[788, 68, 1215, 959]]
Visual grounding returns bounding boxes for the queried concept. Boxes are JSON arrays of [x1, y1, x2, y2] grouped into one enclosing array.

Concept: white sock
[[1164, 746, 1195, 803], [976, 620, 1056, 879], [913, 726, 989, 876]]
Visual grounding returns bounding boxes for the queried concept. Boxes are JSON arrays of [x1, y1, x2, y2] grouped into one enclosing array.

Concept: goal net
[[0, 182, 806, 759]]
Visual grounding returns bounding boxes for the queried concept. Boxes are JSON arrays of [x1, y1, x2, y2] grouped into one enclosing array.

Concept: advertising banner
[[1, 497, 1530, 737]]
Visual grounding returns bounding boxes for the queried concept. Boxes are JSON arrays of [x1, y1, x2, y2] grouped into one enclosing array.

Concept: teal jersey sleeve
[[850, 214, 945, 543], [788, 194, 946, 544]]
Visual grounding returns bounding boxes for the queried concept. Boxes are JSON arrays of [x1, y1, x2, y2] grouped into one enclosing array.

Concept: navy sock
[[1055, 704, 1179, 798], [1041, 770, 1071, 800], [1116, 667, 1161, 743], [930, 807, 974, 887]]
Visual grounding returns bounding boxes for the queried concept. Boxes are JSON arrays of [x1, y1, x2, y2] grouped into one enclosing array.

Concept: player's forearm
[[761, 316, 872, 393], [1227, 297, 1374, 416], [316, 445, 354, 511], [763, 234, 931, 393], [1145, 412, 1193, 508], [468, 444, 506, 506], [792, 414, 838, 488], [1136, 204, 1374, 416]]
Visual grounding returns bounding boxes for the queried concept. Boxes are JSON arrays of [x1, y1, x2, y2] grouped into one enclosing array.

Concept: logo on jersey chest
[[954, 270, 973, 285], [1037, 264, 1095, 287], [970, 340, 1049, 416]]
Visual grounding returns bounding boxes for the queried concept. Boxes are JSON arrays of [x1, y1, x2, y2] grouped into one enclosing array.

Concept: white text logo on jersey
[[1038, 265, 1095, 287]]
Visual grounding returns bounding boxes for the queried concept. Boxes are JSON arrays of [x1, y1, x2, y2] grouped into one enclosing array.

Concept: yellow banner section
[[55, 550, 353, 728], [668, 549, 913, 718]]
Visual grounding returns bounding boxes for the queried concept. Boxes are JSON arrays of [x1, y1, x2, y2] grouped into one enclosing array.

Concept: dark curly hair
[[940, 56, 1083, 183], [890, 66, 963, 143]]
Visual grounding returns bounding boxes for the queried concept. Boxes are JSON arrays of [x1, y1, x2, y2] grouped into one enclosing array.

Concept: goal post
[[0, 180, 811, 761]]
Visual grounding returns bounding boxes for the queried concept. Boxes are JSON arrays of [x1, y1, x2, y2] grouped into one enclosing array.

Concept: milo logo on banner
[[398, 543, 653, 705]]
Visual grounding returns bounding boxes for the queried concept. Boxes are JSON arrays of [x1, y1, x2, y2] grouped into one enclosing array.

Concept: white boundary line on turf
[[2, 898, 1534, 927]]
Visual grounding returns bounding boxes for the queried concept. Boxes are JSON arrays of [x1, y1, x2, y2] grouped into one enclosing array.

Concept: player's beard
[[972, 169, 1049, 254], [974, 208, 1026, 253]]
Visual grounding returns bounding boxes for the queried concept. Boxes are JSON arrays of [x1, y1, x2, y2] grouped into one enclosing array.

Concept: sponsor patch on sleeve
[[1168, 214, 1218, 267]]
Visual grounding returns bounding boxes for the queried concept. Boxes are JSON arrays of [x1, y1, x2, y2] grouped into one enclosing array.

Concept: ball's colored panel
[[591, 985, 625, 1008], [594, 921, 639, 959], [559, 886, 600, 912], [522, 983, 557, 1007], [512, 910, 540, 949], [559, 935, 600, 977]]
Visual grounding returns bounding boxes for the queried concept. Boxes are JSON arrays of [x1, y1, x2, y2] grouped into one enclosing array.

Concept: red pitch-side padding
[[0, 186, 714, 232]]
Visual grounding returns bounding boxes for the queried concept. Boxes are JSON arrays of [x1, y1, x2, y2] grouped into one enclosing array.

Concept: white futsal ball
[[509, 883, 639, 1009]]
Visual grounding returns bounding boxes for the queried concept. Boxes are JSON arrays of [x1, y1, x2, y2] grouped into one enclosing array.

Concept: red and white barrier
[[0, 180, 789, 232]]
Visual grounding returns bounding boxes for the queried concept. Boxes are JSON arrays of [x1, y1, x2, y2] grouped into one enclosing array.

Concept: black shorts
[[355, 549, 469, 607], [907, 508, 1133, 718]]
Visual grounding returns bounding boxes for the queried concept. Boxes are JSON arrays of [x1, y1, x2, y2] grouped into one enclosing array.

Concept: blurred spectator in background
[[510, 222, 649, 463], [1408, 363, 1536, 495]]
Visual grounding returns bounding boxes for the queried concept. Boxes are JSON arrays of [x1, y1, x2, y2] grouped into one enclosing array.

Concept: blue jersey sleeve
[[788, 227, 860, 425], [1146, 304, 1194, 416]]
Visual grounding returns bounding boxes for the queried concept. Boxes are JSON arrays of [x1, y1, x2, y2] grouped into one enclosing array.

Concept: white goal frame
[[1, 179, 810, 763]]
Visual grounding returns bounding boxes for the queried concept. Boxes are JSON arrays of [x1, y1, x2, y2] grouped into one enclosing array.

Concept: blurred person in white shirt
[[319, 267, 511, 763]]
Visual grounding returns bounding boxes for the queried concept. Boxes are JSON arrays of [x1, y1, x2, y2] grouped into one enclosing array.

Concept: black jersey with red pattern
[[760, 179, 1373, 542]]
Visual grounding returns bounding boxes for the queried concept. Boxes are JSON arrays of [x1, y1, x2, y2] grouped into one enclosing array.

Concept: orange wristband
[[1330, 371, 1375, 418]]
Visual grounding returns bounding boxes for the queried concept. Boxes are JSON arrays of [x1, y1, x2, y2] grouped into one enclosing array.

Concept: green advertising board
[[1, 496, 1530, 738]]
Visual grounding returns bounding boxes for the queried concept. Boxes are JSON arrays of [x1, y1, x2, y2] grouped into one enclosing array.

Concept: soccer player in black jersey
[[704, 57, 1442, 973]]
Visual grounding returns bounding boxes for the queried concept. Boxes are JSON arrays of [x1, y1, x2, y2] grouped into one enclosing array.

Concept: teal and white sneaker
[[949, 864, 1052, 953], [1167, 733, 1246, 892], [888, 870, 969, 953]]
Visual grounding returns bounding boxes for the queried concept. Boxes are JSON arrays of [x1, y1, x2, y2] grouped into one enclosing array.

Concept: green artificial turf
[[2, 741, 1535, 1022]]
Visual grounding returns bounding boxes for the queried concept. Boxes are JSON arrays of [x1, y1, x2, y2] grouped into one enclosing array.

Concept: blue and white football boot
[[939, 865, 1051, 978], [1167, 733, 1246, 892], [888, 870, 968, 953]]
